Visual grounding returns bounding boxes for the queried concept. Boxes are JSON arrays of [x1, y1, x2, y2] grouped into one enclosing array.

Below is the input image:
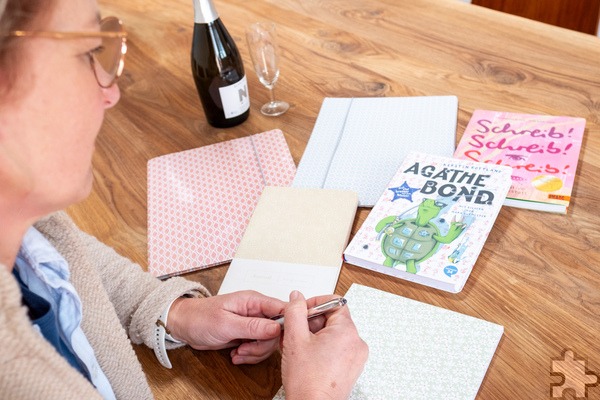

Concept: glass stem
[[268, 86, 276, 104]]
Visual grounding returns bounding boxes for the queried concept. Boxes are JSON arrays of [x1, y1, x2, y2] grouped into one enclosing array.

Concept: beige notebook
[[218, 186, 358, 300]]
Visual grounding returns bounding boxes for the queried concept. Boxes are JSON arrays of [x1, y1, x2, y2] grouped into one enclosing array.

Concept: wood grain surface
[[67, 0, 600, 398]]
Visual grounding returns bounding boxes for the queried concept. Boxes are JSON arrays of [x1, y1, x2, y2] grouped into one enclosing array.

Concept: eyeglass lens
[[93, 17, 125, 87]]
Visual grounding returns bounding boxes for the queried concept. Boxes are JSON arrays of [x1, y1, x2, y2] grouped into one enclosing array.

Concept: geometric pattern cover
[[274, 284, 503, 399], [147, 129, 296, 278]]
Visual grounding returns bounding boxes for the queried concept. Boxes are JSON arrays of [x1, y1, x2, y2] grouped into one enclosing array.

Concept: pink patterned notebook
[[454, 110, 586, 214], [147, 129, 296, 278]]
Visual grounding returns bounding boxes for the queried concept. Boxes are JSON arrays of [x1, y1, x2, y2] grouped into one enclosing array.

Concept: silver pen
[[270, 297, 347, 327]]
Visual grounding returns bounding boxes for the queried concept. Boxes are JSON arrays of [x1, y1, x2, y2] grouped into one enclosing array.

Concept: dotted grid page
[[292, 96, 458, 207], [324, 96, 458, 207], [292, 98, 352, 188]]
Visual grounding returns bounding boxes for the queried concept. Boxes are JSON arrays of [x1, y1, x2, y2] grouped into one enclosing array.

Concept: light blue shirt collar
[[15, 226, 116, 400]]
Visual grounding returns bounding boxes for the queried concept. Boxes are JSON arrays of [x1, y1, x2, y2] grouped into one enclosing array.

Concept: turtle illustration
[[375, 198, 466, 274]]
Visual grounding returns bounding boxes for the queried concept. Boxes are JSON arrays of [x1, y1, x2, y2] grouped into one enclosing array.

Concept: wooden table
[[69, 0, 600, 398]]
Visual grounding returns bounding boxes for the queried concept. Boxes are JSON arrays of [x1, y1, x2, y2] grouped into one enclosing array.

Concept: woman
[[0, 0, 368, 398]]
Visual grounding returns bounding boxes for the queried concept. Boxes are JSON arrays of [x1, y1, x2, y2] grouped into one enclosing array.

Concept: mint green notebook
[[274, 283, 503, 399]]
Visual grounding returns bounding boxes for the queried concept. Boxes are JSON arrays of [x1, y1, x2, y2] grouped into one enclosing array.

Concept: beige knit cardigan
[[0, 211, 210, 399]]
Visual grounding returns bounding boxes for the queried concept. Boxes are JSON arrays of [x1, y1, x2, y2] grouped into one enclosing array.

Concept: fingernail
[[267, 323, 280, 336], [290, 290, 300, 301]]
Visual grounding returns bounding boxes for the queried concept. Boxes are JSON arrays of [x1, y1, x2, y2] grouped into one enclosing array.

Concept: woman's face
[[0, 0, 120, 216]]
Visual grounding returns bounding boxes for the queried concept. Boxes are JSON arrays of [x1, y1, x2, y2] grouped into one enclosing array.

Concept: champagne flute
[[246, 22, 289, 116]]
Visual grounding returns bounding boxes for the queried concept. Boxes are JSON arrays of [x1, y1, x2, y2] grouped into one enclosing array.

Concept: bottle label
[[219, 75, 250, 119]]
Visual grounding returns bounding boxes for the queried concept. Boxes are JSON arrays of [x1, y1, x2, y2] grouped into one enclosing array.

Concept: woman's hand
[[167, 290, 285, 364], [281, 291, 368, 400]]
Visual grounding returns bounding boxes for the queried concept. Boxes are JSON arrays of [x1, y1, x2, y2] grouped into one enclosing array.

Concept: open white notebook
[[274, 284, 503, 399], [293, 96, 458, 206]]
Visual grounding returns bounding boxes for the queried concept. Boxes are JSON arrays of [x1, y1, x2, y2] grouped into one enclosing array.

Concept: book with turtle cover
[[454, 110, 586, 214], [343, 152, 512, 293]]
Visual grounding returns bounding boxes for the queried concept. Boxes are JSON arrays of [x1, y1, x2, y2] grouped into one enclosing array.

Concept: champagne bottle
[[191, 0, 250, 128]]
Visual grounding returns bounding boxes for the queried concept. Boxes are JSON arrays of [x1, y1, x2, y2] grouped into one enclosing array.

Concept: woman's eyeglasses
[[8, 16, 127, 88]]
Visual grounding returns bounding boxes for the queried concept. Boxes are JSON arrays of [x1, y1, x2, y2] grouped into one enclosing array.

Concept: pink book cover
[[454, 110, 586, 213], [147, 129, 296, 278]]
